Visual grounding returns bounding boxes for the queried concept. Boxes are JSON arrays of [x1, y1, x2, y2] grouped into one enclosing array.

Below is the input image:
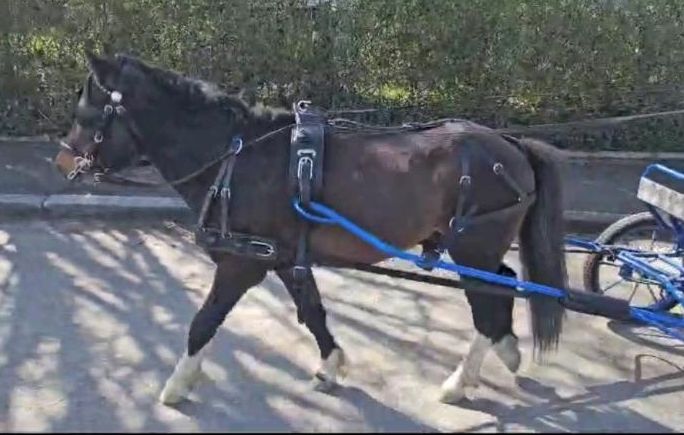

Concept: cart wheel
[[582, 211, 679, 312]]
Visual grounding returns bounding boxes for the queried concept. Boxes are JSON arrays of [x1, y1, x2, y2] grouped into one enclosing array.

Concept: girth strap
[[289, 101, 327, 323]]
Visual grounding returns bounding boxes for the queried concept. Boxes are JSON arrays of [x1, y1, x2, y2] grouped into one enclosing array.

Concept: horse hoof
[[158, 370, 208, 405], [311, 372, 338, 393], [439, 382, 468, 404], [439, 364, 479, 404], [159, 383, 189, 405]]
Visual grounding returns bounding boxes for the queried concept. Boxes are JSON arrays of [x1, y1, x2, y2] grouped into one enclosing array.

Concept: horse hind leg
[[439, 277, 519, 404], [159, 258, 267, 405], [439, 219, 523, 403], [490, 263, 521, 374]]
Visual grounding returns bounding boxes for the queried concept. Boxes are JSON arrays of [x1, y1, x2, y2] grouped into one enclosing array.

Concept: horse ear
[[85, 50, 120, 88]]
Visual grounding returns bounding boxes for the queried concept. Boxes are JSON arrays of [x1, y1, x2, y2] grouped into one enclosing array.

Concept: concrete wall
[[2, 138, 683, 231]]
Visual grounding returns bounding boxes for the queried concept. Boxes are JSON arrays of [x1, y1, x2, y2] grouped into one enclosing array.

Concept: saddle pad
[[637, 164, 684, 221]]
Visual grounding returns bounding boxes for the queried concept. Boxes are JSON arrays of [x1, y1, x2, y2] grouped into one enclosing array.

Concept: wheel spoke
[[648, 230, 657, 251], [601, 278, 626, 294], [645, 284, 659, 304], [627, 282, 641, 303]]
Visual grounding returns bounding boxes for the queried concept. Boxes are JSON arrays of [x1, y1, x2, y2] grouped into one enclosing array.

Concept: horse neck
[[141, 106, 295, 214]]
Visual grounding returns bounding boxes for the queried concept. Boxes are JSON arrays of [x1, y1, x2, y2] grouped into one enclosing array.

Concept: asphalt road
[[0, 219, 683, 432]]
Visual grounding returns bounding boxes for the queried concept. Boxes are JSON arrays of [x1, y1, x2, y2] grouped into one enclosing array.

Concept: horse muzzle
[[54, 144, 95, 181]]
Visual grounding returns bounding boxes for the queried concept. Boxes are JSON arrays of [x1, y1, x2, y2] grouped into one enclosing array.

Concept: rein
[[91, 122, 295, 188], [163, 123, 295, 186], [87, 116, 483, 188]]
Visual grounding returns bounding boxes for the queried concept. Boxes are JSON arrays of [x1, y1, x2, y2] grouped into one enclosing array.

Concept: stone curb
[[0, 193, 191, 220]]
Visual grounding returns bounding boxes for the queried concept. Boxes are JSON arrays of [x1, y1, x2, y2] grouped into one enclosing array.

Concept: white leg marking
[[493, 334, 521, 373], [312, 348, 347, 392], [159, 349, 206, 405], [440, 332, 492, 403]]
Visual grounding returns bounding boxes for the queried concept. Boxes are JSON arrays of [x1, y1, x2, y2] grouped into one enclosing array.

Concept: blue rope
[[295, 200, 564, 298], [292, 200, 335, 224], [293, 199, 684, 341]]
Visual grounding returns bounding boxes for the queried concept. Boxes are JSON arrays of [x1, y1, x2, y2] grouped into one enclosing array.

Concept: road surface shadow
[[0, 221, 441, 432], [457, 366, 684, 432]]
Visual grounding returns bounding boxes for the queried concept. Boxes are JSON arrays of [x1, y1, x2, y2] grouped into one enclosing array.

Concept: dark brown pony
[[54, 53, 568, 405]]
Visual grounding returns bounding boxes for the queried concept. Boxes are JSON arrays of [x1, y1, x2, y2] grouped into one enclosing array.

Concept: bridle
[[59, 73, 138, 182], [59, 74, 294, 187]]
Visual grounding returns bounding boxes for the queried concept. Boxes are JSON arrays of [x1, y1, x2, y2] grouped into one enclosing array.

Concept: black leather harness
[[287, 101, 328, 320], [193, 101, 534, 313], [72, 78, 532, 285], [193, 137, 280, 261], [192, 101, 328, 271]]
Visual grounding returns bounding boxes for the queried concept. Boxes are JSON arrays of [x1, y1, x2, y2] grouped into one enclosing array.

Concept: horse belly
[[310, 150, 454, 264]]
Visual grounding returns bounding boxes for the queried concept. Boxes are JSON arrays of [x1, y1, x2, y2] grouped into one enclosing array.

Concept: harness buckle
[[292, 265, 309, 282], [296, 100, 312, 113], [250, 240, 276, 258], [66, 168, 80, 180], [297, 156, 314, 180], [296, 148, 317, 181], [297, 148, 317, 158], [231, 136, 243, 155], [220, 187, 231, 199]]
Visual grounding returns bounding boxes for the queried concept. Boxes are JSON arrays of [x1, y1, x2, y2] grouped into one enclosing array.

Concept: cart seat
[[637, 164, 684, 222]]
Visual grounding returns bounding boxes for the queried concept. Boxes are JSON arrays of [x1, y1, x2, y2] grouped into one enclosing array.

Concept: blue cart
[[568, 163, 684, 339]]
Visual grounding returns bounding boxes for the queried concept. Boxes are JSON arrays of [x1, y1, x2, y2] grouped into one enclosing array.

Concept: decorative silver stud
[[111, 91, 123, 104]]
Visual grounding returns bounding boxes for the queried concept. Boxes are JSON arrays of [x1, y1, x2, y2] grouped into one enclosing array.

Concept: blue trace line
[[293, 199, 684, 341]]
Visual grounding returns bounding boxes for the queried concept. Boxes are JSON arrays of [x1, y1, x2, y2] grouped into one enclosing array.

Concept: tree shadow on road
[[457, 360, 684, 433], [0, 220, 441, 432], [3, 220, 681, 432]]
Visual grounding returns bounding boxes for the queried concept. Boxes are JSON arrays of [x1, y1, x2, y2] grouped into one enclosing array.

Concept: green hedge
[[2, 0, 684, 151]]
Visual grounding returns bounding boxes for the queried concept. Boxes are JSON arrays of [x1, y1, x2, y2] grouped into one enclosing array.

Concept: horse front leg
[[275, 267, 346, 392], [159, 257, 268, 405]]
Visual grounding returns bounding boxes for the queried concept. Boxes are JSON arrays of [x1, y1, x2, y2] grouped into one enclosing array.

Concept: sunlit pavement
[[0, 219, 682, 432]]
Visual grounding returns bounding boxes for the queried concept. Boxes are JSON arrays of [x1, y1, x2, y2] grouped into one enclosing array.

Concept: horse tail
[[517, 137, 568, 360]]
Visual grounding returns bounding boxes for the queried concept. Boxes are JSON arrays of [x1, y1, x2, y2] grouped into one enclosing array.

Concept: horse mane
[[116, 53, 291, 124]]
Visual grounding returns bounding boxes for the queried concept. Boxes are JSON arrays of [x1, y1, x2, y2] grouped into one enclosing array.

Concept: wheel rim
[[593, 221, 680, 310]]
